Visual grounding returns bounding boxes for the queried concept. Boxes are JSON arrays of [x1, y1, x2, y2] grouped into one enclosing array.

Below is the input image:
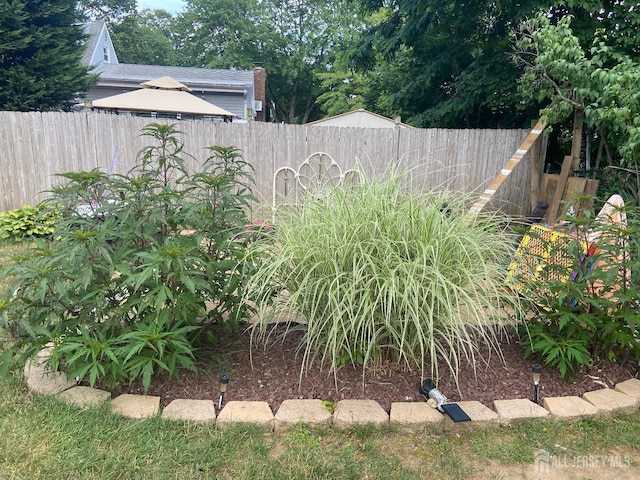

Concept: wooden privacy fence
[[0, 111, 532, 216]]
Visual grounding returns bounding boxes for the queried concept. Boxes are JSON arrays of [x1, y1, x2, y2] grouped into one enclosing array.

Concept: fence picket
[[0, 111, 531, 216]]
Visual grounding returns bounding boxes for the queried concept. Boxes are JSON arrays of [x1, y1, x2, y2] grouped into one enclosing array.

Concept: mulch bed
[[103, 324, 637, 414]]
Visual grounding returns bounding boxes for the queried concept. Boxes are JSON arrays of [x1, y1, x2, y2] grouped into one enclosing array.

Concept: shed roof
[[305, 109, 413, 128]]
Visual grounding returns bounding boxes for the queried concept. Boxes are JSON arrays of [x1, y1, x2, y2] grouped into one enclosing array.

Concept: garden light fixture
[[419, 379, 447, 412], [218, 373, 230, 410], [418, 379, 471, 422], [532, 364, 542, 404]]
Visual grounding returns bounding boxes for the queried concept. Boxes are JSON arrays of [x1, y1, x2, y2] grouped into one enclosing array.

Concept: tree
[[109, 9, 178, 65], [173, 0, 262, 69], [351, 1, 640, 129], [0, 0, 97, 111], [79, 0, 136, 21], [514, 12, 640, 168], [175, 0, 364, 123], [351, 0, 547, 128], [316, 67, 366, 118], [259, 0, 364, 124]]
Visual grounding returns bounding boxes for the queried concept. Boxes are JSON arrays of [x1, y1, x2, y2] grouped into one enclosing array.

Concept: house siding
[[82, 22, 257, 122], [201, 93, 247, 121], [82, 22, 118, 68]]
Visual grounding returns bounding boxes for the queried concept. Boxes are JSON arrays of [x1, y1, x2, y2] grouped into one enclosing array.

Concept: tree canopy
[[350, 0, 546, 127], [109, 9, 177, 65], [7, 0, 640, 134], [0, 0, 97, 111], [79, 0, 137, 21], [514, 11, 640, 167], [350, 1, 640, 129], [171, 0, 363, 123]]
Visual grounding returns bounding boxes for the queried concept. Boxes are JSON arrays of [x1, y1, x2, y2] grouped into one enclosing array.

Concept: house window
[[103, 47, 109, 62]]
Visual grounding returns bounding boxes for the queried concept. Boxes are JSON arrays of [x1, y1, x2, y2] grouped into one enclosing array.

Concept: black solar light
[[532, 364, 542, 404], [419, 379, 447, 412], [218, 373, 230, 410]]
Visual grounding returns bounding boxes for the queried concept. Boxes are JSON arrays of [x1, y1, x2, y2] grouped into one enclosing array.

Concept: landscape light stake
[[532, 364, 542, 404], [419, 379, 448, 412], [218, 373, 230, 410]]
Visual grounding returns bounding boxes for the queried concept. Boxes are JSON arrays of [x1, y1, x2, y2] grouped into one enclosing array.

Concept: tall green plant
[[245, 170, 520, 385], [0, 124, 256, 388]]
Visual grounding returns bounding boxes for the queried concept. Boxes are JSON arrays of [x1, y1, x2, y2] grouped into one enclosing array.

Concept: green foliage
[[48, 315, 199, 393], [175, 0, 364, 123], [0, 123, 257, 389], [322, 400, 337, 414], [514, 15, 589, 125], [351, 0, 545, 127], [115, 314, 198, 392], [515, 200, 640, 379], [0, 0, 97, 111], [245, 169, 520, 384], [0, 204, 59, 239], [79, 0, 137, 21], [514, 12, 640, 166], [109, 10, 178, 65], [523, 314, 593, 379], [49, 328, 123, 388], [350, 1, 640, 128]]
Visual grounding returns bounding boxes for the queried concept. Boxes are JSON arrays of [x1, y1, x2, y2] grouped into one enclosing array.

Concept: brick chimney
[[253, 64, 266, 122]]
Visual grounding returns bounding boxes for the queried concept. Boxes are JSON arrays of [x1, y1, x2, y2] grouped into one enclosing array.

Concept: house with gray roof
[[82, 21, 266, 122]]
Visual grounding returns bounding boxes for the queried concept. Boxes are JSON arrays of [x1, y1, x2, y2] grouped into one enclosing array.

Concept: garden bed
[[103, 324, 635, 413]]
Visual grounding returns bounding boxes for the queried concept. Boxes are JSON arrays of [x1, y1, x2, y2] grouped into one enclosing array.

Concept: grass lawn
[[0, 371, 638, 479]]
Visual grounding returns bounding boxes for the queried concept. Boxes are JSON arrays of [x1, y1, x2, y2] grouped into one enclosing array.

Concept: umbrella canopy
[[91, 76, 236, 118]]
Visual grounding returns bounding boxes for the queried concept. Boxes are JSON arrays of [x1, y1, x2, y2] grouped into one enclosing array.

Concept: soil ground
[[104, 324, 636, 413]]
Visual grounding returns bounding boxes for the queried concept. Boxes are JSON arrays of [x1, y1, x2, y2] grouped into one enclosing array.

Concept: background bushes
[[0, 204, 58, 239]]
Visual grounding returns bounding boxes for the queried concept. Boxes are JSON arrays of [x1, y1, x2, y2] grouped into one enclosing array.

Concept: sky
[[138, 0, 185, 14]]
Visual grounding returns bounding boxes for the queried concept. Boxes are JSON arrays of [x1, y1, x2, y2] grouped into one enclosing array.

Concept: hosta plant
[[0, 204, 59, 239], [244, 169, 520, 385]]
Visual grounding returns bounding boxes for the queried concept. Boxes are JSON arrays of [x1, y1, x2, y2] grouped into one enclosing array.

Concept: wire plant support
[[272, 152, 359, 212]]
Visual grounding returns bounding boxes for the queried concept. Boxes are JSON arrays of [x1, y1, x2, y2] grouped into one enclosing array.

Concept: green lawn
[[0, 371, 638, 480]]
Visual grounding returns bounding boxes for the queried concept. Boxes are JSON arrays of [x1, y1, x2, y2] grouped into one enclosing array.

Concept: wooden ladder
[[467, 120, 546, 217]]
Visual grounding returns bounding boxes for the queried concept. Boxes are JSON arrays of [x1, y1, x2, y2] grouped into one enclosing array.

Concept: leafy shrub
[[0, 204, 59, 239], [244, 170, 520, 384], [515, 199, 640, 379], [0, 124, 256, 390], [48, 314, 197, 392]]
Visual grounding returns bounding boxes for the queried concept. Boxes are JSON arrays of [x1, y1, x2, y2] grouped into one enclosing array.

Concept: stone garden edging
[[23, 347, 640, 432]]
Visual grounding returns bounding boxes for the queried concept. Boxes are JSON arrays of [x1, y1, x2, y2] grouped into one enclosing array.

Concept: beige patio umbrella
[[91, 76, 236, 119]]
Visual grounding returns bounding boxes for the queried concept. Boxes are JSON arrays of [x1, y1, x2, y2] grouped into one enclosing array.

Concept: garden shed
[[305, 109, 413, 129]]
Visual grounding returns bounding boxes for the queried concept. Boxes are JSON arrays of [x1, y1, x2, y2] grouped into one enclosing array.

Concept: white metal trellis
[[272, 152, 359, 211]]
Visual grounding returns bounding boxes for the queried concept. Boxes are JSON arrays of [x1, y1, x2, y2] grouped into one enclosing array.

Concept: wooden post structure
[[468, 120, 546, 218], [529, 119, 548, 212], [570, 109, 584, 171], [545, 155, 573, 224]]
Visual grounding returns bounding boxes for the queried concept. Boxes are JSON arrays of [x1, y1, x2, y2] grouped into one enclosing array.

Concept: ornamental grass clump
[[245, 170, 519, 384]]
